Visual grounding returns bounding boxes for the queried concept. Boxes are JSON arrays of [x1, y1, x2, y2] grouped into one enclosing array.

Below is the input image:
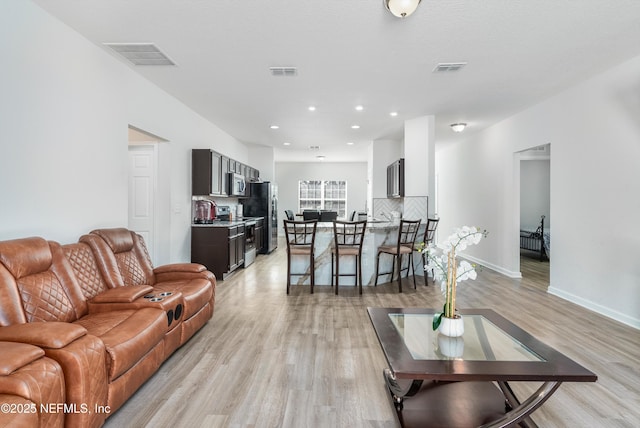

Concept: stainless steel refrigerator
[[242, 182, 278, 254]]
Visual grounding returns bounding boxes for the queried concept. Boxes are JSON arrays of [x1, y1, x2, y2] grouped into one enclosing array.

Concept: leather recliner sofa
[[0, 230, 215, 427]]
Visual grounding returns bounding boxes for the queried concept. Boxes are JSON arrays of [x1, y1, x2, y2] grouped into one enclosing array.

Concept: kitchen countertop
[[192, 217, 263, 227]]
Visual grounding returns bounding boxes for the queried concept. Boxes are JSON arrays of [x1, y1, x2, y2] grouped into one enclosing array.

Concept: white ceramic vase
[[438, 315, 464, 337], [437, 334, 465, 358]]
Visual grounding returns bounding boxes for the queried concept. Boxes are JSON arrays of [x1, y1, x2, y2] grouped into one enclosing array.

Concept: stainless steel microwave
[[228, 172, 246, 197]]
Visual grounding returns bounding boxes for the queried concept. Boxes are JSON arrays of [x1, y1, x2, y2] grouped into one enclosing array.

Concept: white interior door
[[128, 144, 157, 263]]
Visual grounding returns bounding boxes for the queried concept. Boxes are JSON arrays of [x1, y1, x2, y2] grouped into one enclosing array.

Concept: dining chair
[[284, 210, 295, 220], [302, 210, 320, 221], [349, 210, 357, 221], [374, 218, 421, 292], [331, 220, 367, 295], [283, 219, 318, 294], [319, 211, 338, 222], [410, 218, 440, 285]]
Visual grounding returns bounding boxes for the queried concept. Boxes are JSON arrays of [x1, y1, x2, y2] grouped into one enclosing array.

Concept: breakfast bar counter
[[289, 221, 422, 288]]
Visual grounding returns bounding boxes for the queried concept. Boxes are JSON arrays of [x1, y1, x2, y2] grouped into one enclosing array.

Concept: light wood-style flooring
[[105, 244, 639, 427]]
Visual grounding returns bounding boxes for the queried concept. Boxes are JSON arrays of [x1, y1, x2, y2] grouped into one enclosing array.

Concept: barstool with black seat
[[319, 210, 338, 222], [331, 220, 367, 295], [410, 218, 440, 285], [374, 219, 421, 292], [284, 210, 295, 221], [283, 219, 318, 294]]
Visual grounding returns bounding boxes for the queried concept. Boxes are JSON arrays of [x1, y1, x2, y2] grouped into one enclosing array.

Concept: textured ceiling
[[32, 0, 640, 162]]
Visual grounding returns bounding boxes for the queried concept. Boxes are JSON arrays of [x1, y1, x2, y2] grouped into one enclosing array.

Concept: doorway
[[517, 144, 550, 290], [127, 126, 167, 264]]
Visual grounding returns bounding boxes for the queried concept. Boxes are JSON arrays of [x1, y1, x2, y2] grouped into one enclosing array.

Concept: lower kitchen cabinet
[[255, 218, 264, 253], [191, 225, 245, 280]]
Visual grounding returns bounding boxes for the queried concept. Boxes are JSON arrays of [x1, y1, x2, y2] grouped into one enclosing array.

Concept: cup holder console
[[141, 292, 182, 327]]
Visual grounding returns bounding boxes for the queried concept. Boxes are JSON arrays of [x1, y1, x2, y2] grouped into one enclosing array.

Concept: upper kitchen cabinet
[[386, 158, 405, 198], [192, 149, 220, 195], [192, 149, 258, 196]]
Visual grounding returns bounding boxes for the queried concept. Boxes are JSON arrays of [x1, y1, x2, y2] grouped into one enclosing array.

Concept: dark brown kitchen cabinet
[[386, 158, 405, 198], [191, 225, 244, 280], [192, 149, 224, 196], [220, 155, 229, 196]]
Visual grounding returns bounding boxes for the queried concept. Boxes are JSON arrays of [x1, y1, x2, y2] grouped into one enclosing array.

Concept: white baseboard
[[548, 286, 640, 330], [462, 254, 522, 279]]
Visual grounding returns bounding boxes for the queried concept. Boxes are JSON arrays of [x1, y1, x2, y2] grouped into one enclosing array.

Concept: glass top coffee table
[[367, 308, 597, 428]]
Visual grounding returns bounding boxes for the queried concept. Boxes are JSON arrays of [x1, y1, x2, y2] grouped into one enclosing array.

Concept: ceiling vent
[[309, 145, 320, 151], [270, 67, 298, 77], [433, 62, 467, 72], [103, 43, 176, 66]]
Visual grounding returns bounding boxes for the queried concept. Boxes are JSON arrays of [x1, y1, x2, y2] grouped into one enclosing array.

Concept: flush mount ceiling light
[[283, 142, 291, 146], [450, 123, 467, 133], [355, 105, 364, 111], [351, 125, 360, 129], [316, 155, 326, 161], [270, 125, 279, 129], [308, 106, 316, 111], [384, 0, 421, 18], [390, 111, 398, 117]]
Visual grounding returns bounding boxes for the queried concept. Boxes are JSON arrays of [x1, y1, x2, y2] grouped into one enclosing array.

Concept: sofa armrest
[[0, 342, 45, 375], [0, 322, 87, 349], [154, 263, 207, 274], [90, 285, 154, 303]]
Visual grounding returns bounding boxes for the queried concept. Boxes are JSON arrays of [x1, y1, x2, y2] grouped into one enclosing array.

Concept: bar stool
[[331, 220, 367, 295], [410, 218, 440, 285], [374, 219, 421, 292], [283, 219, 318, 294]]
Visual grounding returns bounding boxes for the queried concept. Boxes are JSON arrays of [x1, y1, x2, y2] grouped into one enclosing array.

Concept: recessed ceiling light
[[351, 125, 360, 129], [390, 111, 398, 117], [283, 142, 291, 146], [346, 142, 354, 146], [355, 105, 364, 111], [308, 106, 316, 111], [316, 155, 326, 161], [270, 125, 279, 129]]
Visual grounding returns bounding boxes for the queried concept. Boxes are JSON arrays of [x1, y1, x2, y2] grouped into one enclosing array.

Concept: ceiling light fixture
[[308, 106, 316, 111], [283, 142, 291, 146], [390, 111, 398, 117], [316, 155, 326, 161], [450, 123, 467, 133], [355, 105, 364, 111], [351, 125, 360, 129], [384, 0, 421, 18], [346, 142, 354, 146], [270, 125, 279, 129]]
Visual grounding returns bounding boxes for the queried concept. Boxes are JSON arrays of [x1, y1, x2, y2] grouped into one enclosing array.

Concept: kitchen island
[[289, 221, 425, 288]]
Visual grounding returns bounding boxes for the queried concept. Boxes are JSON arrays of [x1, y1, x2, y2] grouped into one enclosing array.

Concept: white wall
[[436, 54, 640, 328], [0, 0, 250, 265], [275, 162, 368, 222], [520, 159, 550, 229]]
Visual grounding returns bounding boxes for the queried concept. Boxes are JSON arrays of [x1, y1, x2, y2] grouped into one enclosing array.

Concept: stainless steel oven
[[244, 219, 256, 267]]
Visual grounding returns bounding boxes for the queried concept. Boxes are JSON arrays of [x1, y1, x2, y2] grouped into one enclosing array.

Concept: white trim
[[548, 286, 640, 330], [462, 254, 522, 279]]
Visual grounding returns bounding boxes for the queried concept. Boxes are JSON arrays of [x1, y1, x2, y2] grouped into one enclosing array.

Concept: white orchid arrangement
[[420, 226, 488, 330]]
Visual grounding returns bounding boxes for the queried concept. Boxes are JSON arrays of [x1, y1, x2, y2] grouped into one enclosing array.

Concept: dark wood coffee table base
[[383, 373, 509, 428]]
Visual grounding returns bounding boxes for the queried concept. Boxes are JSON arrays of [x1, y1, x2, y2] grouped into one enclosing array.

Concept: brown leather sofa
[[0, 230, 215, 427], [0, 341, 66, 428]]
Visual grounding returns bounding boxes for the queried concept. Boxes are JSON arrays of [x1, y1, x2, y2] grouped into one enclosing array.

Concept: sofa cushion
[[62, 242, 111, 300], [0, 237, 51, 280], [73, 308, 166, 380]]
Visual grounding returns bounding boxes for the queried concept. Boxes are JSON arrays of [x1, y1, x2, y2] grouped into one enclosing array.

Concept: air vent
[[433, 62, 467, 72], [103, 43, 176, 66], [270, 67, 298, 77], [309, 145, 320, 151]]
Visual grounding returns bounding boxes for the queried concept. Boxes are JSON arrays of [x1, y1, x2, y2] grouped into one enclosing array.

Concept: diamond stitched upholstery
[[115, 252, 147, 286], [17, 271, 76, 323], [63, 243, 109, 300]]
